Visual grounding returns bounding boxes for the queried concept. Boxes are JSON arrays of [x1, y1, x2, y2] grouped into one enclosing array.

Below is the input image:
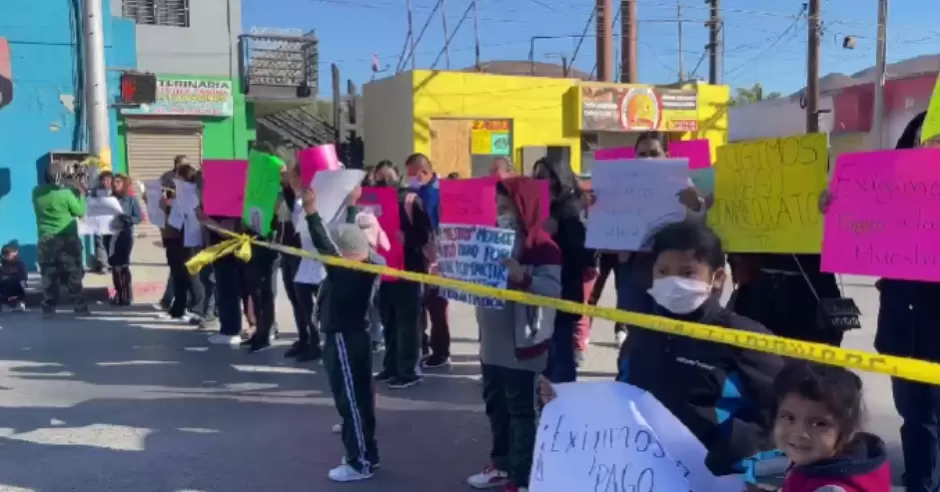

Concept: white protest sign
[[85, 196, 124, 217], [309, 169, 367, 226], [78, 215, 115, 236], [585, 159, 689, 251], [530, 382, 746, 492], [143, 180, 166, 228], [437, 223, 515, 308]]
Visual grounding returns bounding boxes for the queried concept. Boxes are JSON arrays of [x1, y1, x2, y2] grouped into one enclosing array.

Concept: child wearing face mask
[[615, 221, 783, 479], [773, 361, 890, 491]]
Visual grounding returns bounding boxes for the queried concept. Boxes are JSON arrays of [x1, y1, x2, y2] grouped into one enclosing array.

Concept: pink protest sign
[[298, 144, 340, 186], [669, 139, 712, 169], [358, 187, 404, 282], [821, 147, 940, 282], [595, 147, 636, 160], [201, 159, 248, 217], [440, 178, 498, 225]]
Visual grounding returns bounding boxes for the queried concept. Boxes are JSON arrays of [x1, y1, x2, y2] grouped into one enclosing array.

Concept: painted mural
[[0, 37, 11, 111]]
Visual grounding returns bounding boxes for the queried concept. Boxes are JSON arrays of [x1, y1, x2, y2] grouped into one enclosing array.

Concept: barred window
[[122, 0, 190, 27]]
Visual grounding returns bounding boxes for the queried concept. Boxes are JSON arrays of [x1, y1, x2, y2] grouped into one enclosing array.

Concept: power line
[[724, 5, 807, 78]]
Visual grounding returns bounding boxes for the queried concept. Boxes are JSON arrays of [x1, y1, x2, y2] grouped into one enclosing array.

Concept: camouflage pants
[[38, 234, 86, 310]]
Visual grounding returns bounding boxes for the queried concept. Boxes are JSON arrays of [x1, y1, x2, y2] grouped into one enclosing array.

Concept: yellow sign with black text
[[708, 133, 828, 253]]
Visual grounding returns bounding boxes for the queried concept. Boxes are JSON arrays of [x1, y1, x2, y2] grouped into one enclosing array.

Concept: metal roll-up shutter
[[126, 126, 203, 237]]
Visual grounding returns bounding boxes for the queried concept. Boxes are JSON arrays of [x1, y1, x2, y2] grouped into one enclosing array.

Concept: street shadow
[[0, 397, 488, 491], [0, 310, 492, 490]]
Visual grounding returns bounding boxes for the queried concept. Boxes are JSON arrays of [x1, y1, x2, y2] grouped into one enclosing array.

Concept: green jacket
[[32, 185, 86, 238]]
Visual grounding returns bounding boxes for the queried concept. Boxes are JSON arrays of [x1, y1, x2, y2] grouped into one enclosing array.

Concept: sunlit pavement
[[0, 272, 907, 491]]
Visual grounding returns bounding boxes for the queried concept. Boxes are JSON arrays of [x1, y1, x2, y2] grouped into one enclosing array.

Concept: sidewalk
[[23, 234, 169, 306]]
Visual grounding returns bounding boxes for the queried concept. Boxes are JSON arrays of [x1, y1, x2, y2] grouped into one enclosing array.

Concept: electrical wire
[[723, 5, 807, 77]]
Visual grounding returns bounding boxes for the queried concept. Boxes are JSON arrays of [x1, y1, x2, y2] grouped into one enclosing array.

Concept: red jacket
[[781, 433, 891, 492]]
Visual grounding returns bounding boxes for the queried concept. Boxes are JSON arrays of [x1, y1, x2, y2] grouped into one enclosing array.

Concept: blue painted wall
[[0, 0, 137, 268]]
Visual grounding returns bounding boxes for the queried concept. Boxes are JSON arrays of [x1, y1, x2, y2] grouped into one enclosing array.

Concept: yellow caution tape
[[185, 222, 940, 386]]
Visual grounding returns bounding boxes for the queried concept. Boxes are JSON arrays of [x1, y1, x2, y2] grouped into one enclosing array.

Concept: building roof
[[789, 53, 940, 97], [461, 60, 593, 80]]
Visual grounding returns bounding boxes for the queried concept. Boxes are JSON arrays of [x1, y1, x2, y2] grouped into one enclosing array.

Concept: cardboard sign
[[585, 159, 688, 251], [669, 139, 712, 169], [201, 159, 248, 217], [242, 151, 284, 236], [822, 147, 940, 282], [440, 178, 498, 226], [708, 133, 828, 253], [359, 186, 405, 282], [437, 223, 515, 308], [922, 74, 940, 144], [530, 382, 746, 492], [298, 144, 340, 186]]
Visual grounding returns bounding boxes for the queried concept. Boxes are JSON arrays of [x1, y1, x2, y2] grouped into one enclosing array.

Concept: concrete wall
[[0, 0, 137, 268], [362, 72, 415, 167], [729, 97, 835, 142], [112, 0, 240, 78]]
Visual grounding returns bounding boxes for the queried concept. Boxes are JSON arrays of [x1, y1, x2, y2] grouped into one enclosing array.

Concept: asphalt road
[[0, 273, 907, 491]]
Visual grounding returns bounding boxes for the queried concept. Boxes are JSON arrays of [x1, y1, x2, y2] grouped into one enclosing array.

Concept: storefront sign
[[122, 77, 234, 117], [581, 84, 698, 132], [470, 119, 512, 155]]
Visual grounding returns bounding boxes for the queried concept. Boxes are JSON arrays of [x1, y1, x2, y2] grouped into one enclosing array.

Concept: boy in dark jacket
[[302, 187, 383, 483], [0, 242, 28, 311], [617, 221, 783, 477]]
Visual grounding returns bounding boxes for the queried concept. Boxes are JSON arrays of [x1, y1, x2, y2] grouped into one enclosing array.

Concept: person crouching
[[301, 187, 382, 482], [466, 177, 562, 492]]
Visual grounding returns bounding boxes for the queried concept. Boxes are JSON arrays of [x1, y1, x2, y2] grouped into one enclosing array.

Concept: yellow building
[[362, 69, 730, 177]]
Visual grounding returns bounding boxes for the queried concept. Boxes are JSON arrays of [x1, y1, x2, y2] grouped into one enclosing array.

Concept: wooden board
[[429, 118, 472, 178]]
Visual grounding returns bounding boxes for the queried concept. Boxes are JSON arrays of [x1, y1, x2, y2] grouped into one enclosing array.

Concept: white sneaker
[[328, 463, 374, 482], [208, 334, 241, 345], [615, 331, 628, 346], [13, 302, 26, 312], [331, 423, 342, 434], [466, 465, 509, 489]]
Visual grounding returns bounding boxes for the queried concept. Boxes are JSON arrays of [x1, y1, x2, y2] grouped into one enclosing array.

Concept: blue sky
[[242, 0, 940, 97]]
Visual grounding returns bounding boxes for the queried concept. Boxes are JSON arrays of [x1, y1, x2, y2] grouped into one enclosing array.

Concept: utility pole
[[871, 0, 888, 149], [471, 0, 481, 70], [81, 0, 111, 162], [596, 0, 614, 81], [407, 0, 416, 70], [621, 0, 638, 82], [806, 0, 821, 133], [441, 0, 451, 69], [706, 0, 722, 84], [677, 1, 684, 82]]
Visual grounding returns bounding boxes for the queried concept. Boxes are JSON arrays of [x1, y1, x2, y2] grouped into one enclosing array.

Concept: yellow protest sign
[[707, 133, 828, 253], [922, 74, 940, 145]]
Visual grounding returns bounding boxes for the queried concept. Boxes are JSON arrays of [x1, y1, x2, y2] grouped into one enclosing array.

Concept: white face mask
[[407, 176, 422, 189], [647, 276, 713, 315]]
